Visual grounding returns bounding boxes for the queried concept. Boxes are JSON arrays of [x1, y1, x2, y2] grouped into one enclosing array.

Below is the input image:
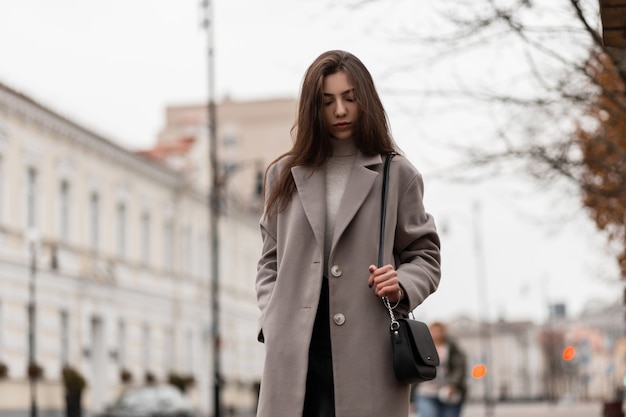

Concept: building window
[[141, 211, 151, 265], [116, 202, 126, 258], [59, 180, 71, 241], [89, 192, 100, 251], [255, 169, 264, 199], [163, 220, 174, 270], [26, 167, 37, 229], [60, 310, 69, 366], [222, 135, 238, 147], [118, 321, 126, 368], [186, 329, 193, 373], [181, 226, 191, 274], [142, 324, 151, 371], [196, 234, 206, 276], [0, 156, 4, 223], [0, 301, 3, 360], [164, 326, 173, 371]]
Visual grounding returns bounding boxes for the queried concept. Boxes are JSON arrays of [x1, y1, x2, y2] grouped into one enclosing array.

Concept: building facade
[[0, 83, 295, 416], [151, 97, 296, 212], [144, 97, 297, 413]]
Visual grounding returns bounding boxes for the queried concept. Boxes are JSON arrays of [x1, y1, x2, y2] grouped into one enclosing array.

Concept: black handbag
[[378, 152, 440, 384]]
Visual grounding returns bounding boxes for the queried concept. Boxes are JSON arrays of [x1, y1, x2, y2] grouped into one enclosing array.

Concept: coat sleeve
[[393, 168, 441, 315], [255, 165, 279, 343]]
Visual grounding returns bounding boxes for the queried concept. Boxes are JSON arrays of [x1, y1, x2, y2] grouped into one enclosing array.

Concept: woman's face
[[322, 71, 359, 140]]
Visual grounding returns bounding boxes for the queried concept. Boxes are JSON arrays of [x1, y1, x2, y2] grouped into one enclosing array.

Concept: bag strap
[[378, 152, 395, 267], [378, 153, 400, 330]]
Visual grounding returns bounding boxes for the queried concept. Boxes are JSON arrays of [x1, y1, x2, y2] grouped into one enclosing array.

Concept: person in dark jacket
[[413, 322, 467, 417]]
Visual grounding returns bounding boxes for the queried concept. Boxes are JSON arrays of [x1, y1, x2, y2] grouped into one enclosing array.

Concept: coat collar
[[291, 152, 382, 253]]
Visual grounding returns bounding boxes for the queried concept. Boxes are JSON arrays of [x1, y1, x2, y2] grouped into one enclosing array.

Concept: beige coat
[[256, 152, 441, 417]]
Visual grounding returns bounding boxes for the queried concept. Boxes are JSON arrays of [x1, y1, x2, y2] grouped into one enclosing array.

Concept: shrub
[[62, 366, 86, 393], [120, 368, 133, 384], [145, 371, 156, 384], [167, 373, 195, 393], [27, 363, 44, 380]]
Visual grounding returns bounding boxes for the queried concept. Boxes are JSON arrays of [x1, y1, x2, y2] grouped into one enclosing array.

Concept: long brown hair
[[264, 50, 397, 216]]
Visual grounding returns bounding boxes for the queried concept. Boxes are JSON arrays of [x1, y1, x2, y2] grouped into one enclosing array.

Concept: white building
[[446, 302, 625, 405], [143, 97, 296, 412], [448, 317, 545, 403], [0, 82, 294, 416]]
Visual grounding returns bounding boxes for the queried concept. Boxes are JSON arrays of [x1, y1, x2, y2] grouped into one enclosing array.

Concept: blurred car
[[99, 384, 197, 417]]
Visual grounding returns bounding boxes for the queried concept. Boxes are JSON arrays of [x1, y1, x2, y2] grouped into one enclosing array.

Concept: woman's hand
[[368, 264, 403, 302]]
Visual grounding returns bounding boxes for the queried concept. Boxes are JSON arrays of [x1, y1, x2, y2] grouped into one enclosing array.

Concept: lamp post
[[27, 230, 38, 417], [200, 1, 221, 416], [471, 202, 494, 417], [441, 201, 493, 416]]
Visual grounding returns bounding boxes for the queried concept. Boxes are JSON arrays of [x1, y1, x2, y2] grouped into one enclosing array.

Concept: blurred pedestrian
[[413, 322, 467, 417], [254, 49, 441, 417]]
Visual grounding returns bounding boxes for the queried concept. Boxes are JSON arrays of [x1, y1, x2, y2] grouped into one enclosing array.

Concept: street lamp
[[471, 202, 494, 417], [26, 229, 39, 417], [441, 201, 494, 416]]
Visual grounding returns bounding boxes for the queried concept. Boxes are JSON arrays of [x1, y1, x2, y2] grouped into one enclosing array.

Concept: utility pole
[[200, 1, 221, 416]]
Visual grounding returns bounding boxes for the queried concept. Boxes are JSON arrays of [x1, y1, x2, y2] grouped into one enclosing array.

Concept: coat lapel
[[331, 152, 381, 249], [291, 165, 326, 251], [291, 152, 383, 258]]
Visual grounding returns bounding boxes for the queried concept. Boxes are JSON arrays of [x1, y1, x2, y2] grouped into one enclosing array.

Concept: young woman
[[255, 50, 441, 417]]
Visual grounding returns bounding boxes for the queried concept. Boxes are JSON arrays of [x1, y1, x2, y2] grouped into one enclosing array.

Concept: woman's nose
[[335, 100, 347, 116]]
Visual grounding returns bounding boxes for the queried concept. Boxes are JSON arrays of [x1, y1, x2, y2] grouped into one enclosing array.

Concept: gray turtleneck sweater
[[324, 137, 358, 272]]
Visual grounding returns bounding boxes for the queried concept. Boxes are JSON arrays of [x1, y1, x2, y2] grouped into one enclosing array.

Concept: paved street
[[411, 400, 618, 417]]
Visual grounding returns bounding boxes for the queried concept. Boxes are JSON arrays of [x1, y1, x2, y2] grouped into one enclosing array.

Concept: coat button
[[330, 265, 342, 277], [333, 313, 346, 326]]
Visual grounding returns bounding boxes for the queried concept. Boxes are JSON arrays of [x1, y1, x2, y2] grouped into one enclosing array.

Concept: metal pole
[[28, 240, 38, 417], [472, 201, 493, 417], [201, 1, 221, 416]]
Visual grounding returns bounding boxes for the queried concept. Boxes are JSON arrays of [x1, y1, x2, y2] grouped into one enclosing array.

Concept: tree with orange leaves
[[348, 0, 626, 278], [577, 49, 626, 278]]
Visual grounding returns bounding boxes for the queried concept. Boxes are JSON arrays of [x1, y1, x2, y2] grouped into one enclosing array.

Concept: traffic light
[[562, 346, 576, 361], [472, 364, 487, 379]]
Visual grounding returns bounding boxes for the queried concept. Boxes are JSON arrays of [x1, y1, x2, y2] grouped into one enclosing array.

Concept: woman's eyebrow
[[323, 88, 356, 97]]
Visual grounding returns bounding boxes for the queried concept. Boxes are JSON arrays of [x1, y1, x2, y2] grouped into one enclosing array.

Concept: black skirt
[[302, 276, 336, 417]]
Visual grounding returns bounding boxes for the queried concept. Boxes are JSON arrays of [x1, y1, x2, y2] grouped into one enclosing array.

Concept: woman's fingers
[[368, 265, 401, 300]]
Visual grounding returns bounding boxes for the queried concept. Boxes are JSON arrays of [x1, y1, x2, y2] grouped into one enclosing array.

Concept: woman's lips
[[334, 122, 351, 130]]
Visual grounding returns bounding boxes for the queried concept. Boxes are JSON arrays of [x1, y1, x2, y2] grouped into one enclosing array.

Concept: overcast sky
[[0, 0, 620, 324]]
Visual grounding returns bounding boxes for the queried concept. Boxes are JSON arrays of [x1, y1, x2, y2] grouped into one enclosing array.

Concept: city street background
[[413, 401, 613, 417], [0, 1, 625, 417]]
